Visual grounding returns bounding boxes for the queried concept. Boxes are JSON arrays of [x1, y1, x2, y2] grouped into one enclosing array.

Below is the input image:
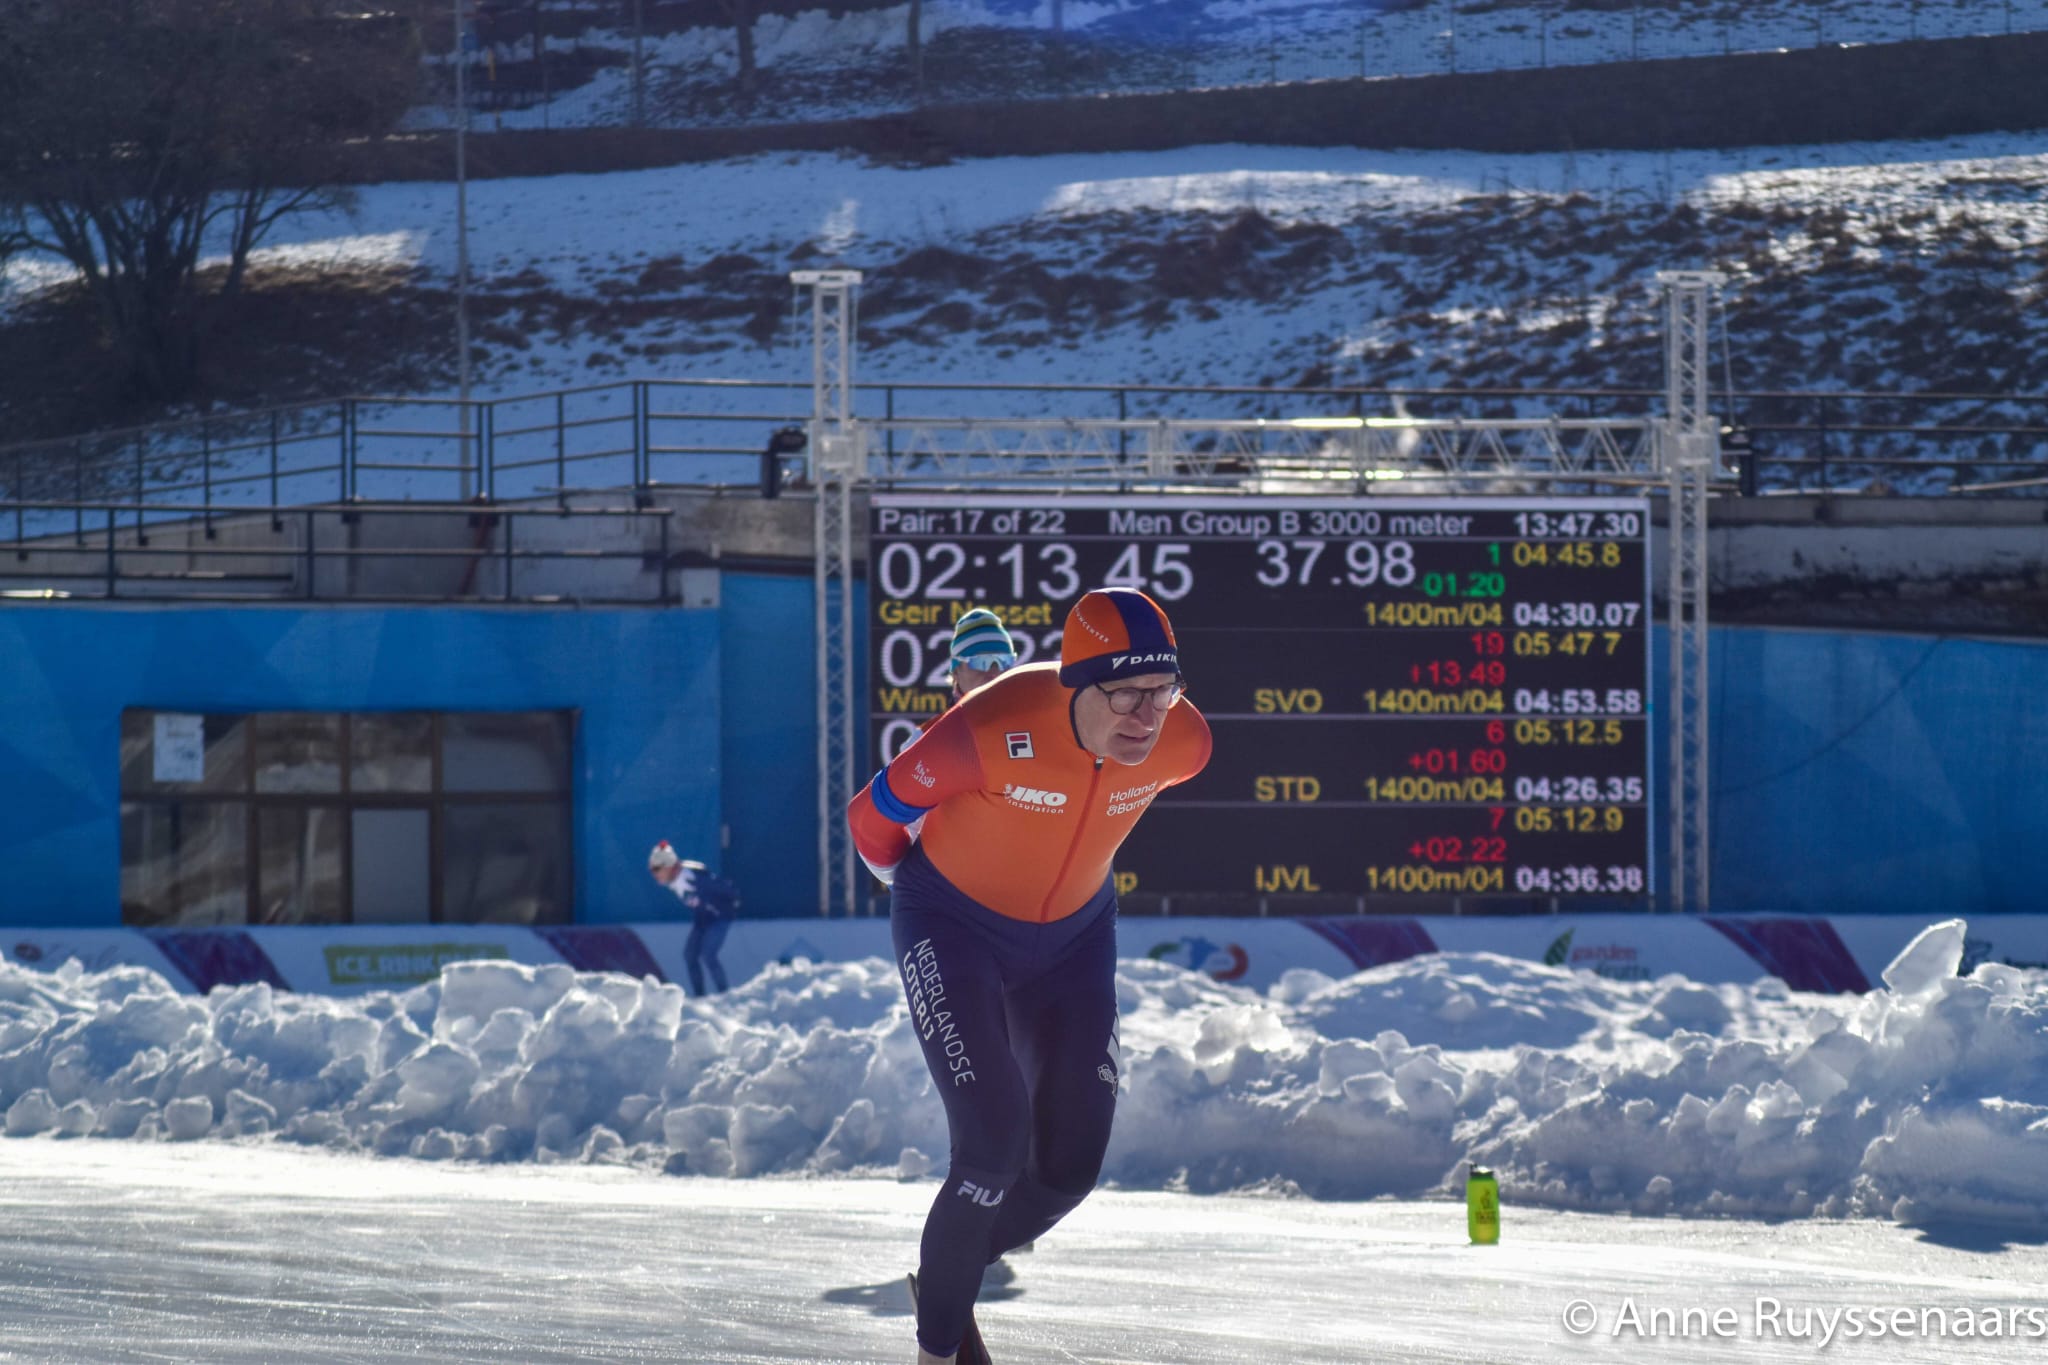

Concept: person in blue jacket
[[648, 840, 740, 996]]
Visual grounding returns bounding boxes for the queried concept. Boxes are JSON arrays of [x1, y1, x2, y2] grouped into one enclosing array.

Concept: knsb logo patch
[[1003, 784, 1068, 809]]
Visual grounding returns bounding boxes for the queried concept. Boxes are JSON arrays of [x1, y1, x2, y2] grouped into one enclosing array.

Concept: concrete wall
[[1701, 498, 2048, 636], [339, 32, 2048, 179]]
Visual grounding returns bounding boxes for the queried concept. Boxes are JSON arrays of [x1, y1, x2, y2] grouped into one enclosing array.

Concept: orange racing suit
[[847, 661, 1211, 920]]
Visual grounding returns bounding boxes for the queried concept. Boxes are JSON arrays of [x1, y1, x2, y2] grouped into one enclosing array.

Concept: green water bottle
[[1466, 1164, 1500, 1245]]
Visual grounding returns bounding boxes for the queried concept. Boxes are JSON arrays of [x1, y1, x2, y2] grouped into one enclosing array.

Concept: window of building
[[119, 710, 574, 929]]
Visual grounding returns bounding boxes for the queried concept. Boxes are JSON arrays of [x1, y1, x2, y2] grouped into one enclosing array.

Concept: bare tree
[[717, 0, 759, 103], [0, 204, 24, 282], [0, 0, 419, 403]]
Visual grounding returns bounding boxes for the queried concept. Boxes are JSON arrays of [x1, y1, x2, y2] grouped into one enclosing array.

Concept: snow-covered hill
[[10, 129, 2033, 488], [6, 7, 2048, 483]]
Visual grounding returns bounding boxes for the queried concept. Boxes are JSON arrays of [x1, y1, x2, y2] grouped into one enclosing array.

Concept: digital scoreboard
[[868, 495, 1653, 906]]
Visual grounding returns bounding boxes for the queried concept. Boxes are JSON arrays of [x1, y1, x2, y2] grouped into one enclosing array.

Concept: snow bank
[[0, 918, 2041, 1225]]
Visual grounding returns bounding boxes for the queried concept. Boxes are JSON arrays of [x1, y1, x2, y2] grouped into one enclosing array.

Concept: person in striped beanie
[[947, 607, 1018, 703]]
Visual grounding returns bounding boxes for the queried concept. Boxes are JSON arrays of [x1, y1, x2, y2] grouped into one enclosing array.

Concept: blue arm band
[[870, 766, 933, 825]]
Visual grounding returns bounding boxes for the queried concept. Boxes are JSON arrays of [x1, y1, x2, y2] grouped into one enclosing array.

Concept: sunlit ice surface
[[2, 1138, 2045, 1364]]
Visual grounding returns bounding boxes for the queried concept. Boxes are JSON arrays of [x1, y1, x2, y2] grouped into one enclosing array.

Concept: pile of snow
[[1, 917, 2042, 1225]]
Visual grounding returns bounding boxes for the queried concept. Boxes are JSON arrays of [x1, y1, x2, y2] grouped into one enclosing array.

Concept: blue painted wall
[[0, 596, 2040, 924], [1705, 626, 2048, 915], [0, 605, 721, 926], [718, 572, 821, 916]]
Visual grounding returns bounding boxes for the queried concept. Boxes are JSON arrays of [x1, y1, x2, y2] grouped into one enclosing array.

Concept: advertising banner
[[2, 916, 2035, 997], [0, 929, 186, 983], [249, 925, 560, 995]]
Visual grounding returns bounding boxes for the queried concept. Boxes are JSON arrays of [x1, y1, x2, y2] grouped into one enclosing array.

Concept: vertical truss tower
[[1658, 270, 1724, 913], [794, 270, 863, 917]]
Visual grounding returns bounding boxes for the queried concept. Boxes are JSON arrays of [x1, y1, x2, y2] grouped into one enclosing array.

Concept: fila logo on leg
[[956, 1180, 1006, 1208], [1005, 731, 1034, 760]]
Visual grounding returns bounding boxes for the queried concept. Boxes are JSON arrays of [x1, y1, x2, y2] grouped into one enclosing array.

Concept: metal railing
[[0, 501, 676, 604], [3, 379, 2046, 516], [1726, 391, 2048, 496], [0, 380, 809, 517]]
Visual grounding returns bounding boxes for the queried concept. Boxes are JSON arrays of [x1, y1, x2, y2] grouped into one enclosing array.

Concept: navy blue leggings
[[684, 913, 729, 996], [890, 845, 1121, 1359]]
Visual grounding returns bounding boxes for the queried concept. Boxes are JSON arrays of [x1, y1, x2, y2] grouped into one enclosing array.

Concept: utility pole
[[454, 0, 475, 498], [632, 0, 646, 127]]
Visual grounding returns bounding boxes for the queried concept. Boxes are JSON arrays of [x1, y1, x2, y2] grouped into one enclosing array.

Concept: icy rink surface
[[1, 1138, 2043, 1365]]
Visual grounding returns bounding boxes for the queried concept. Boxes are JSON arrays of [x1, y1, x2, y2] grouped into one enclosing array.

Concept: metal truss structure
[[799, 271, 1718, 917], [1657, 271, 1725, 915], [857, 415, 1659, 489], [795, 270, 864, 918]]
